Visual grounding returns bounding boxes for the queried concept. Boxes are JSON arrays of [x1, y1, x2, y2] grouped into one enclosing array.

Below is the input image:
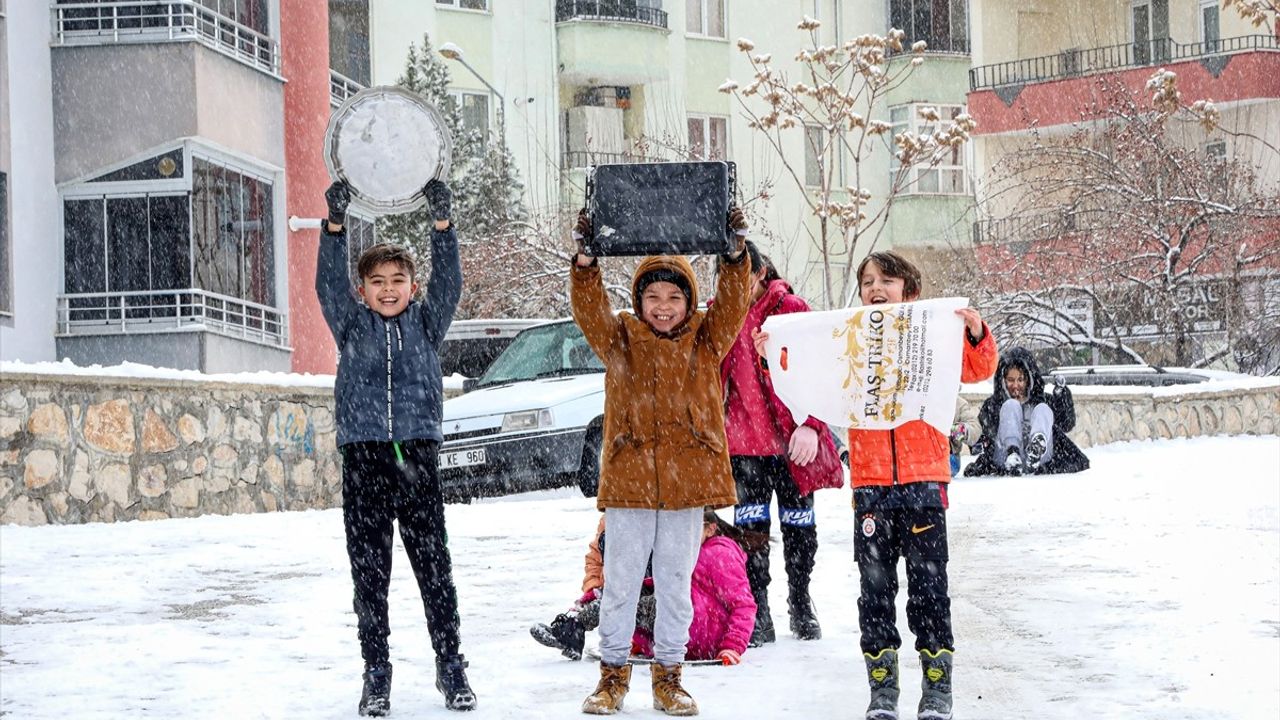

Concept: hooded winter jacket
[[719, 278, 844, 495], [316, 226, 462, 447], [630, 535, 758, 660], [964, 347, 1090, 476], [570, 253, 751, 511], [847, 322, 998, 489]]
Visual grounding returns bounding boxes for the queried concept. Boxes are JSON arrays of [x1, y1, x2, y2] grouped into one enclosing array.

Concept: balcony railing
[[51, 0, 281, 78], [330, 69, 365, 109], [555, 0, 669, 30], [57, 288, 288, 349], [562, 150, 668, 169], [970, 34, 1279, 91], [972, 210, 1115, 245]]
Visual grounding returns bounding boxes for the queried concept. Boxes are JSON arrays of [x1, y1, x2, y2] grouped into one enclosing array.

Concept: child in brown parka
[[569, 208, 751, 716]]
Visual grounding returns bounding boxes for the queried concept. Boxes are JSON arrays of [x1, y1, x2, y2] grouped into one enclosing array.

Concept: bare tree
[[722, 18, 976, 308], [969, 77, 1280, 371], [1222, 0, 1279, 34]]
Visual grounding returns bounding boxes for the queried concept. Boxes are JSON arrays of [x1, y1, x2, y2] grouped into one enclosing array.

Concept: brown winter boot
[[582, 662, 631, 715], [651, 662, 698, 716]]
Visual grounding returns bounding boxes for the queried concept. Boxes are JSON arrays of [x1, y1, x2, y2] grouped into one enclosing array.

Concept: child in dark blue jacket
[[315, 180, 473, 715]]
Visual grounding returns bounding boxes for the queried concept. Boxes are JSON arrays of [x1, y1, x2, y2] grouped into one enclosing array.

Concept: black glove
[[1053, 375, 1068, 390], [725, 206, 748, 259], [727, 207, 748, 236], [424, 179, 452, 222], [325, 182, 350, 227], [572, 209, 593, 244]]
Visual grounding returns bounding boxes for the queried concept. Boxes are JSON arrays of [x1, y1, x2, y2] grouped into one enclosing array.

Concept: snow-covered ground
[[2, 436, 1277, 719]]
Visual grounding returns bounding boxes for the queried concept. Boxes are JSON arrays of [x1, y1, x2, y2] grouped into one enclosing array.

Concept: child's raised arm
[[702, 209, 752, 359], [569, 210, 622, 359], [315, 182, 360, 340], [957, 307, 997, 383], [419, 180, 463, 349]]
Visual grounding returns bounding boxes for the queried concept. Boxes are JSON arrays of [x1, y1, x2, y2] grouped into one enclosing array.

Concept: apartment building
[[966, 0, 1279, 366], [364, 0, 976, 306]]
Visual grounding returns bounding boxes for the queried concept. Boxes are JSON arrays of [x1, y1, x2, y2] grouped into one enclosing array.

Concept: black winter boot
[[748, 592, 775, 647], [863, 649, 899, 720], [917, 649, 953, 720], [530, 612, 586, 660], [435, 654, 477, 711], [787, 590, 822, 640], [358, 665, 392, 717]]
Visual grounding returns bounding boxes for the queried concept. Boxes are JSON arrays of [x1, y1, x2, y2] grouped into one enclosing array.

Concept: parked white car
[[439, 318, 604, 501]]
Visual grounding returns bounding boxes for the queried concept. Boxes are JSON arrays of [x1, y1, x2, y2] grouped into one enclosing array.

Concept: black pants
[[854, 500, 952, 654], [730, 455, 817, 603], [341, 440, 460, 669]]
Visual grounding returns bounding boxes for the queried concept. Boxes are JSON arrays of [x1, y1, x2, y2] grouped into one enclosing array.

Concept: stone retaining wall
[[1, 371, 1277, 526], [0, 372, 340, 526]]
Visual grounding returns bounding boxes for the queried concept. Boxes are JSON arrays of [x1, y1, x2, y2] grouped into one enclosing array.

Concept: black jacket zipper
[[890, 428, 899, 485]]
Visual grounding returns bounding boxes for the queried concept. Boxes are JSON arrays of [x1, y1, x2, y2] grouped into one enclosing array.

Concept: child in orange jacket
[[755, 250, 995, 720]]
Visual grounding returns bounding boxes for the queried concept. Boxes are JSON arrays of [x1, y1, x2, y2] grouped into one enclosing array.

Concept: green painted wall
[[437, 10, 496, 89], [886, 54, 971, 107], [684, 38, 730, 113], [557, 23, 671, 84]]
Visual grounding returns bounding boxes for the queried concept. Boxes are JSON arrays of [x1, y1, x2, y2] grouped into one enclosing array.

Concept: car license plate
[[441, 448, 486, 469]]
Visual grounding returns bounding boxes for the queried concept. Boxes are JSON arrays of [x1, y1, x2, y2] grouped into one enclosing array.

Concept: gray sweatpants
[[995, 398, 1054, 464], [597, 507, 702, 667]]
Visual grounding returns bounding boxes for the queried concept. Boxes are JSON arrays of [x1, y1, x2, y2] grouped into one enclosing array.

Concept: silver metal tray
[[324, 86, 452, 216]]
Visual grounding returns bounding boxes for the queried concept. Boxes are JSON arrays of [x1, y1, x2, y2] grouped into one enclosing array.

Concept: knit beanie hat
[[635, 267, 693, 306]]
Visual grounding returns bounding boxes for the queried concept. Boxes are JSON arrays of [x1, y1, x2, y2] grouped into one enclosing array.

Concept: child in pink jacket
[[532, 511, 760, 664]]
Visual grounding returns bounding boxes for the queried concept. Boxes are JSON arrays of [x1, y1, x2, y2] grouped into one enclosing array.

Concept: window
[[686, 0, 724, 37], [436, 0, 488, 10], [191, 158, 275, 306], [346, 212, 378, 283], [686, 115, 727, 161], [889, 0, 968, 54], [329, 0, 370, 85], [1200, 0, 1220, 50], [888, 103, 969, 195], [804, 125, 844, 187], [197, 0, 269, 34], [1131, 0, 1170, 65], [62, 194, 192, 315], [0, 172, 9, 315], [450, 90, 491, 147]]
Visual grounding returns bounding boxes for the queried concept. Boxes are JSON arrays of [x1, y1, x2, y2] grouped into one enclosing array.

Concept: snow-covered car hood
[[443, 373, 604, 419]]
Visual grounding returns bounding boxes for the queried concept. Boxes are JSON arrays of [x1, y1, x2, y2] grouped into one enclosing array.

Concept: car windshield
[[474, 321, 603, 388]]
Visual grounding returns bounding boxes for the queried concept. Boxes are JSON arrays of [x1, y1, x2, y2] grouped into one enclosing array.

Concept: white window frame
[[686, 0, 725, 39], [888, 103, 970, 196], [450, 89, 492, 145], [686, 114, 729, 161], [1199, 0, 1219, 46], [803, 124, 846, 188], [435, 0, 490, 12]]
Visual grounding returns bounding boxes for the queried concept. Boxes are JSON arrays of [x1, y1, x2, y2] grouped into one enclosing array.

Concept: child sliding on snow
[[569, 207, 751, 716], [531, 511, 760, 666]]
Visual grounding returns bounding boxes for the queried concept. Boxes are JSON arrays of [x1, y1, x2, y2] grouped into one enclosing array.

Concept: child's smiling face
[[858, 260, 913, 305], [357, 261, 418, 318], [641, 281, 689, 334]]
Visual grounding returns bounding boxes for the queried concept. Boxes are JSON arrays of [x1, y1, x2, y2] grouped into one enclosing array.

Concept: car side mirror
[[463, 378, 478, 393]]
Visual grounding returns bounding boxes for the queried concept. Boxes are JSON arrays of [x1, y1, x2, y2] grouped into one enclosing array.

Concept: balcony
[[556, 0, 670, 85], [970, 34, 1277, 91], [562, 149, 666, 169], [330, 69, 365, 109], [50, 0, 280, 78], [57, 289, 288, 348], [967, 34, 1280, 135], [555, 0, 668, 30]]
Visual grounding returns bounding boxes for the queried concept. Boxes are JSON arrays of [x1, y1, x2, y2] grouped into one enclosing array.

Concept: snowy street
[[2, 435, 1278, 719]]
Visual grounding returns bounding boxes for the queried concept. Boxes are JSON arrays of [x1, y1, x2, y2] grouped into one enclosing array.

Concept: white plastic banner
[[760, 297, 969, 433]]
